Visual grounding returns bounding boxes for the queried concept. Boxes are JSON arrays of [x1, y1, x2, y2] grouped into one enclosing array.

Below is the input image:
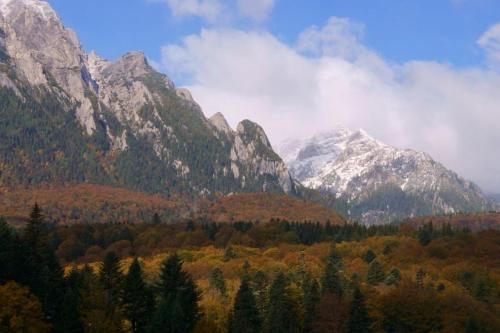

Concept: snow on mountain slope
[[279, 127, 493, 224]]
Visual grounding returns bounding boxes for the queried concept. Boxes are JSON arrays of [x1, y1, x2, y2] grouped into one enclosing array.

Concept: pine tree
[[228, 277, 261, 333], [264, 272, 301, 333], [152, 213, 162, 225], [327, 242, 342, 268], [346, 287, 372, 333], [150, 254, 201, 333], [58, 269, 84, 333], [366, 260, 385, 285], [122, 258, 154, 333], [25, 203, 44, 250], [79, 267, 123, 333], [418, 223, 433, 246], [302, 278, 320, 333], [22, 204, 66, 332], [321, 261, 342, 296], [253, 270, 269, 317], [384, 268, 401, 285], [99, 251, 123, 303], [362, 249, 376, 263], [208, 267, 227, 296]]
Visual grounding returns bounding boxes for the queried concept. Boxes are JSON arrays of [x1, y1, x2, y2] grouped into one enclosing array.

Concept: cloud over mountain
[[160, 17, 500, 193]]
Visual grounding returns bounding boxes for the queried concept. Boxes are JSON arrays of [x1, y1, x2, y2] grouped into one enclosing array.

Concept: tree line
[[1, 204, 498, 332]]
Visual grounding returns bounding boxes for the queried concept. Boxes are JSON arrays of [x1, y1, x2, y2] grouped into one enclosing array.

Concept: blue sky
[[46, 0, 500, 192], [48, 0, 499, 69]]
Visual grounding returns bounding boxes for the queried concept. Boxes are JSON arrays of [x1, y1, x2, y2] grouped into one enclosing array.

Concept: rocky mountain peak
[[280, 127, 492, 223], [0, 0, 297, 197], [237, 119, 272, 148], [209, 112, 233, 135], [0, 0, 57, 21]]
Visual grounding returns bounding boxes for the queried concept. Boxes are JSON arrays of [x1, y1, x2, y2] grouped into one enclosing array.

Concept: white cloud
[[237, 0, 275, 21], [151, 0, 276, 23], [161, 0, 223, 22], [161, 18, 500, 193], [478, 23, 500, 68]]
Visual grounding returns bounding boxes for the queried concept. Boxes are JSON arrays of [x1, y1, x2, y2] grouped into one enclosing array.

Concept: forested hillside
[[1, 205, 499, 332]]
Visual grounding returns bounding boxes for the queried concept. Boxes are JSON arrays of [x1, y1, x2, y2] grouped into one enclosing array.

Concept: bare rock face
[[0, 0, 296, 196], [0, 0, 97, 133]]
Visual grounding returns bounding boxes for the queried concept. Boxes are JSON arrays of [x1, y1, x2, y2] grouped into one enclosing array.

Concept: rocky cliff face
[[0, 0, 295, 196], [280, 127, 493, 224]]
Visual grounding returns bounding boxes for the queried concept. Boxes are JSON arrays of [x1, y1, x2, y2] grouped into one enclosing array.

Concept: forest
[[1, 204, 499, 333]]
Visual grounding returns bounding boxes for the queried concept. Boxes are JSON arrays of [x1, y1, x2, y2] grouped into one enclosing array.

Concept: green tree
[[209, 267, 227, 296], [384, 268, 401, 286], [418, 223, 433, 246], [321, 261, 342, 296], [152, 213, 162, 225], [228, 277, 261, 333], [99, 251, 124, 303], [302, 278, 320, 333], [362, 249, 376, 264], [264, 272, 301, 333], [366, 260, 385, 285], [122, 258, 154, 333], [23, 204, 66, 331], [79, 268, 123, 333], [253, 270, 269, 317], [345, 287, 372, 333], [150, 254, 201, 333]]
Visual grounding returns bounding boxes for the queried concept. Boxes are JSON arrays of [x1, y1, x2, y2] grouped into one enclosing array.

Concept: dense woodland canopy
[[0, 204, 499, 333]]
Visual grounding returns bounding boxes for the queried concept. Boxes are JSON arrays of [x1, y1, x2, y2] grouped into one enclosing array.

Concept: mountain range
[[0, 0, 295, 197], [279, 127, 494, 224], [0, 0, 496, 225]]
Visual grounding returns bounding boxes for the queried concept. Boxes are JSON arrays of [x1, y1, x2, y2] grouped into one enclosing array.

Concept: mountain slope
[[202, 192, 345, 224], [0, 0, 296, 197], [280, 127, 493, 224]]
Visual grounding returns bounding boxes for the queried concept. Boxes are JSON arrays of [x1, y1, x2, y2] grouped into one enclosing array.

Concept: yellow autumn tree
[[0, 281, 51, 333]]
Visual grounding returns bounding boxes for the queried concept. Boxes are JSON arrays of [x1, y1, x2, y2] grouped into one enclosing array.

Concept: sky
[[47, 0, 500, 193]]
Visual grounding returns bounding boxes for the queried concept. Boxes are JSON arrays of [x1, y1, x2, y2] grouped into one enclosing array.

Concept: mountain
[[279, 126, 493, 224], [0, 0, 296, 197]]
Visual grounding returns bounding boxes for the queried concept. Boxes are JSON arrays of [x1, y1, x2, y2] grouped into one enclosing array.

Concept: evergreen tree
[[99, 251, 124, 303], [362, 249, 376, 263], [122, 258, 154, 333], [326, 242, 342, 268], [79, 267, 123, 333], [264, 272, 301, 333], [25, 203, 44, 250], [366, 260, 385, 285], [384, 268, 401, 286], [209, 267, 227, 296], [345, 287, 372, 333], [418, 223, 433, 246], [152, 213, 162, 225], [253, 270, 269, 317], [228, 277, 261, 333], [57, 269, 84, 333], [223, 246, 236, 262], [302, 278, 320, 333], [321, 261, 342, 296], [150, 254, 201, 333], [22, 204, 66, 332]]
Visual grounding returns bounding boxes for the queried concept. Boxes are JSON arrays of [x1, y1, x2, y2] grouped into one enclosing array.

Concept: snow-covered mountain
[[279, 127, 493, 224]]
